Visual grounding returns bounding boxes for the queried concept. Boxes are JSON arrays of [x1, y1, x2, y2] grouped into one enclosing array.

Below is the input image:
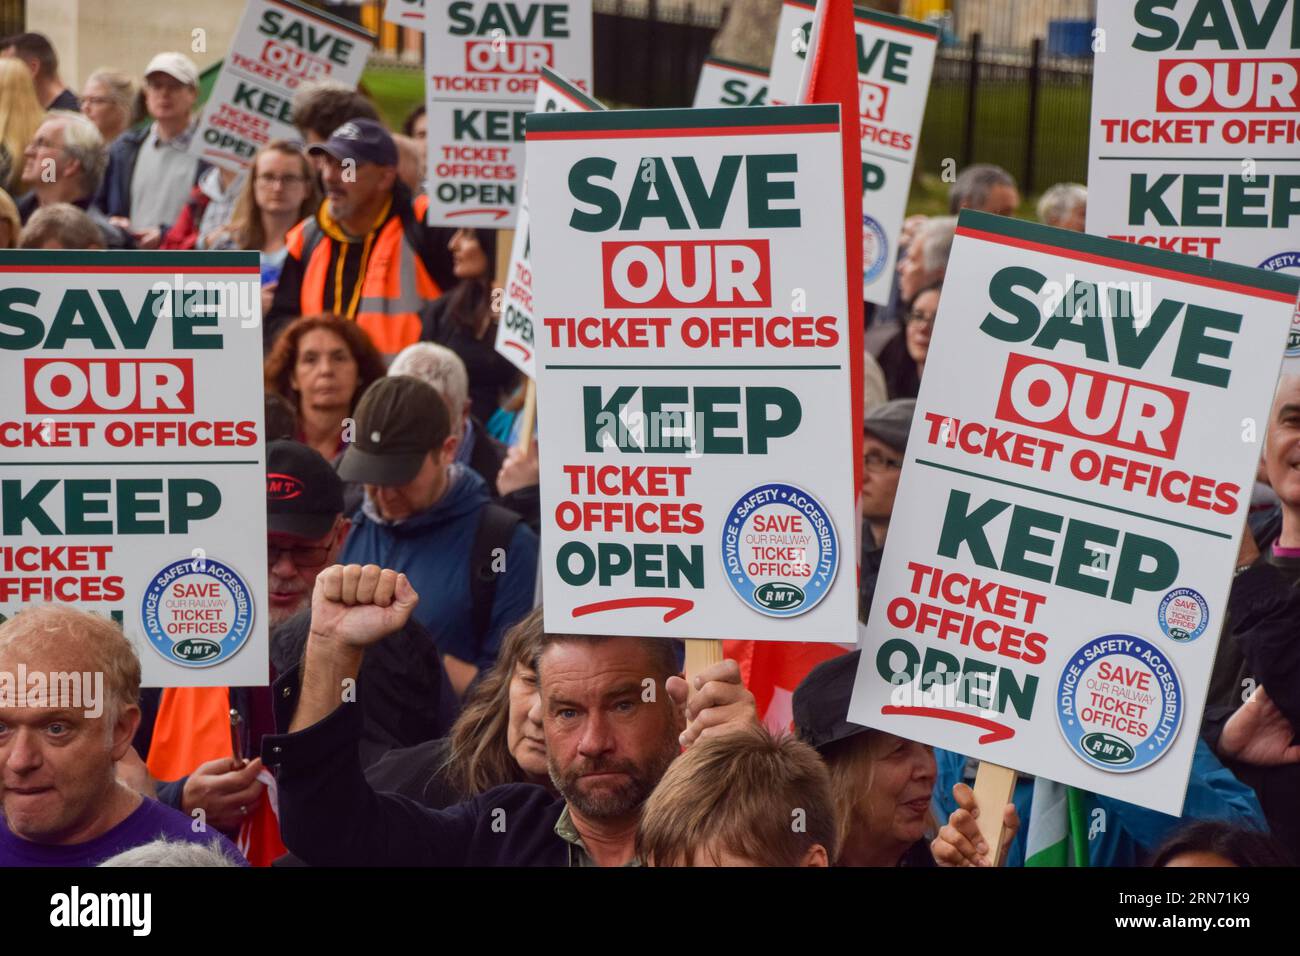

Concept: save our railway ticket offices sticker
[[0, 250, 269, 688], [846, 210, 1298, 814], [767, 0, 937, 305], [422, 0, 593, 228], [692, 57, 770, 109], [190, 0, 374, 171], [525, 105, 858, 641], [495, 69, 603, 379]]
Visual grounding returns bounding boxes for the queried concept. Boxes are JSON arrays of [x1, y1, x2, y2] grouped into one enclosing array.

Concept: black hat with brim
[[266, 440, 345, 539], [792, 649, 871, 751], [336, 444, 427, 486]]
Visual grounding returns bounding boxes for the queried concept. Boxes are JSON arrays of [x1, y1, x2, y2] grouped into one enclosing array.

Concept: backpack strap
[[469, 502, 524, 647]]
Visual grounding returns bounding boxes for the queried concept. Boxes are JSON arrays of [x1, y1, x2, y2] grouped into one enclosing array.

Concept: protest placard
[[0, 251, 268, 688], [495, 69, 603, 380], [423, 0, 593, 227], [848, 210, 1299, 814], [384, 0, 426, 28], [692, 57, 770, 108], [768, 0, 937, 305], [191, 0, 374, 171], [525, 105, 859, 642], [1086, 1, 1300, 320]]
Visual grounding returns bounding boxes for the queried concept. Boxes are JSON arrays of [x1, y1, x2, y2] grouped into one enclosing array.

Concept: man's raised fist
[[308, 564, 419, 649]]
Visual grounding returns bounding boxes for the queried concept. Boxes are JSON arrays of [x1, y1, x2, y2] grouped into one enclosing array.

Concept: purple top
[[0, 797, 247, 867]]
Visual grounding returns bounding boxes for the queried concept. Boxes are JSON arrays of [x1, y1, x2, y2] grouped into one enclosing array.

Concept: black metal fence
[[918, 34, 1093, 196], [349, 0, 1098, 196], [593, 0, 724, 107]]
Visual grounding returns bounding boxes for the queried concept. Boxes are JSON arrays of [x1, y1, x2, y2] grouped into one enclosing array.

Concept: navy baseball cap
[[307, 118, 398, 167]]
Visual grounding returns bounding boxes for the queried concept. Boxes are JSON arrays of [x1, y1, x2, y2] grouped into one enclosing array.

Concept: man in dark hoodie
[[338, 376, 539, 695]]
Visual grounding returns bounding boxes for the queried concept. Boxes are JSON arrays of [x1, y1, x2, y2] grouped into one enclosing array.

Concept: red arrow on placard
[[446, 208, 509, 220], [503, 341, 532, 361], [881, 705, 1016, 744], [571, 597, 695, 623]]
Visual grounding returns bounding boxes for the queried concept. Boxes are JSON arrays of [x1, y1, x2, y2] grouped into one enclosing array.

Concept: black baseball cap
[[266, 440, 345, 538], [792, 650, 869, 752], [307, 118, 398, 167], [337, 376, 450, 486]]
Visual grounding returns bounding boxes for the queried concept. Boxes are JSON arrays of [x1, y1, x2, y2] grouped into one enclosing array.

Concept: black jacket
[[420, 290, 521, 425], [137, 608, 458, 808], [1200, 505, 1300, 860], [364, 736, 462, 810], [877, 327, 921, 400], [466, 416, 507, 493], [263, 668, 570, 866]]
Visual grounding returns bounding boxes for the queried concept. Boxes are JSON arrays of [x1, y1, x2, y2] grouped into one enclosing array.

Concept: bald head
[[0, 606, 139, 721], [0, 607, 143, 845]]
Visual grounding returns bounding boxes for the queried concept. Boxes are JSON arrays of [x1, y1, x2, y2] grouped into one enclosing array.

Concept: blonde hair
[[223, 140, 319, 252], [821, 731, 881, 859], [636, 724, 838, 866], [0, 605, 141, 722], [819, 730, 936, 863], [0, 57, 45, 194], [0, 186, 20, 247]]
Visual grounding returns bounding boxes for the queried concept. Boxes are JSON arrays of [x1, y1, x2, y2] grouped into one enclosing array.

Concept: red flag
[[726, 640, 848, 732], [730, 1, 864, 730], [800, 0, 865, 537]]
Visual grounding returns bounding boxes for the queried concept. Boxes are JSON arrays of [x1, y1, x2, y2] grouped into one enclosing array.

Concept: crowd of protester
[[0, 29, 1296, 871]]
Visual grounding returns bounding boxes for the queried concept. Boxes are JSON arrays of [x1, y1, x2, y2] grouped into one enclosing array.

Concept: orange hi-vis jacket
[[147, 686, 287, 866], [264, 184, 456, 355]]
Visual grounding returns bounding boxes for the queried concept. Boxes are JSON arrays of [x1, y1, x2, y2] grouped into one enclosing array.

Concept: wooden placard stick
[[517, 378, 537, 454], [684, 639, 724, 685], [494, 228, 514, 290], [972, 761, 1018, 865]]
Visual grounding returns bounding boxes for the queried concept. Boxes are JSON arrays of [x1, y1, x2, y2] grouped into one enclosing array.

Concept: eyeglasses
[[27, 136, 63, 151], [906, 310, 937, 327], [256, 173, 307, 187], [863, 451, 903, 473], [81, 96, 115, 108], [267, 544, 332, 568]]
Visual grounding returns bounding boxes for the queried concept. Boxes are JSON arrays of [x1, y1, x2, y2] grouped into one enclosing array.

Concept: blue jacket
[[94, 125, 208, 229], [934, 741, 1266, 867], [340, 466, 539, 671]]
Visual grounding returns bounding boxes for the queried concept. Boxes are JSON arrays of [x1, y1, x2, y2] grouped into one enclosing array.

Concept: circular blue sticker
[[1158, 587, 1209, 643], [862, 213, 889, 283], [1258, 252, 1300, 357], [1057, 634, 1182, 773], [721, 483, 838, 618], [141, 556, 255, 667]]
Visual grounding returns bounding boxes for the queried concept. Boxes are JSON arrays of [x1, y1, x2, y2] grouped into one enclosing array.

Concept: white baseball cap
[[144, 52, 199, 88]]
